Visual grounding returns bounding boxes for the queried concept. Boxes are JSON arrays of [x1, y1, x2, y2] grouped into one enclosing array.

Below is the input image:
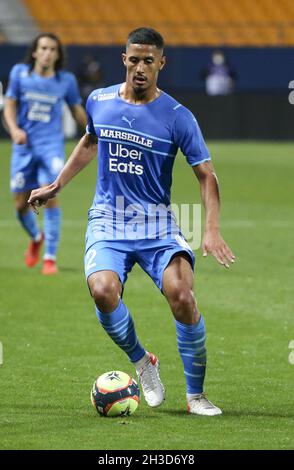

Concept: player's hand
[[28, 184, 59, 214], [11, 127, 27, 145], [202, 229, 236, 268]]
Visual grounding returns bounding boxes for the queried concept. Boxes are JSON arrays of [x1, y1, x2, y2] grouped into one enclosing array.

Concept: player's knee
[[177, 289, 195, 314], [168, 282, 196, 315], [90, 278, 120, 312], [15, 202, 29, 214], [14, 194, 29, 213]]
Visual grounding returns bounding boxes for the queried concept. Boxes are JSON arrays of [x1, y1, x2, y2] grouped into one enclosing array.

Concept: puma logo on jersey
[[122, 116, 135, 128]]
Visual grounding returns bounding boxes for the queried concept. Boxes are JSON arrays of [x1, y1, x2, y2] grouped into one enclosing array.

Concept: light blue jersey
[[85, 85, 211, 397], [6, 63, 81, 148], [6, 63, 82, 191], [85, 83, 210, 241]]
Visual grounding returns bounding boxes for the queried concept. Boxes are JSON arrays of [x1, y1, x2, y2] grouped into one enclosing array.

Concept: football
[[91, 370, 140, 417]]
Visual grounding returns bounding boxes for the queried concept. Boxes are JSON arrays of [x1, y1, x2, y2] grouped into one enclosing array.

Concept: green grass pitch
[[0, 139, 293, 450]]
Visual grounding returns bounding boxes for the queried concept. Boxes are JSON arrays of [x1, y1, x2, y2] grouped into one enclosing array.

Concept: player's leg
[[85, 241, 164, 407], [86, 245, 147, 362], [42, 194, 61, 275], [162, 254, 222, 416], [88, 270, 147, 366], [11, 150, 43, 267], [14, 191, 42, 241], [89, 270, 165, 408], [14, 192, 44, 267], [38, 154, 64, 274]]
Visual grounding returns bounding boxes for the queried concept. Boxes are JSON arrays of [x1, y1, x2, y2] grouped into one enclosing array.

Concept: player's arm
[[3, 97, 27, 144], [193, 161, 235, 268], [28, 133, 97, 212], [69, 104, 87, 129]]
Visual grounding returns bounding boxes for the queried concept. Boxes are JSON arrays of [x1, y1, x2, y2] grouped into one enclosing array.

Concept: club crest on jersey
[[122, 116, 135, 128]]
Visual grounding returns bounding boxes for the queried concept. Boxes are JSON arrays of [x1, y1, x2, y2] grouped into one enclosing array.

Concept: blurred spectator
[[77, 53, 105, 104], [202, 50, 236, 96]]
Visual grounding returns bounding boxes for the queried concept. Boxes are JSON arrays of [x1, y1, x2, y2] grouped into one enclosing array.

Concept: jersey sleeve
[[173, 106, 211, 166], [85, 90, 96, 135], [64, 73, 82, 106], [5, 64, 21, 100]]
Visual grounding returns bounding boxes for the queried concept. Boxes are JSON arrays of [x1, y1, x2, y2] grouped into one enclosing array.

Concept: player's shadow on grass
[[156, 408, 294, 419], [223, 409, 294, 419], [59, 266, 84, 273], [156, 409, 189, 417]]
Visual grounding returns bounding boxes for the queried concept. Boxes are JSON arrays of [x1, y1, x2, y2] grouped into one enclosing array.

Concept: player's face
[[122, 44, 166, 94], [33, 37, 59, 71]]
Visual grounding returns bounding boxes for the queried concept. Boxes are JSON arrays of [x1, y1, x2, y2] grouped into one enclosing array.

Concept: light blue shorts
[[10, 143, 65, 192], [84, 235, 195, 292]]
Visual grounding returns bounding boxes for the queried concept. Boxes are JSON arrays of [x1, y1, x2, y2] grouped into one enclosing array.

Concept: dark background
[[1, 45, 293, 139]]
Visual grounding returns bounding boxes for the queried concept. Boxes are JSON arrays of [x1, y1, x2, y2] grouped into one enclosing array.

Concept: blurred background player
[[202, 49, 236, 96], [28, 27, 235, 415], [76, 53, 105, 106], [4, 32, 87, 274]]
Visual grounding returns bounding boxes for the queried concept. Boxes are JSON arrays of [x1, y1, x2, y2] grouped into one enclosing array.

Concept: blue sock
[[175, 316, 206, 394], [16, 209, 40, 240], [95, 299, 146, 363], [44, 207, 61, 259]]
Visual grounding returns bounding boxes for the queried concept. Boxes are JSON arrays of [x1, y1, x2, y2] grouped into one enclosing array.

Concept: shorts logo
[[11, 172, 25, 190]]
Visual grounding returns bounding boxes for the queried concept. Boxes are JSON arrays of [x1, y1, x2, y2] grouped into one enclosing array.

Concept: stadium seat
[[23, 0, 294, 45]]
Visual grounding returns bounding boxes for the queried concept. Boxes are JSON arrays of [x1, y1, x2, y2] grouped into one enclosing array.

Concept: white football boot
[[187, 393, 222, 416], [135, 352, 165, 407]]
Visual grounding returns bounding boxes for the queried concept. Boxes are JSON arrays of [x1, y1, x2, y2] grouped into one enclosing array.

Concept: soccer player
[[28, 28, 235, 415], [4, 33, 86, 274]]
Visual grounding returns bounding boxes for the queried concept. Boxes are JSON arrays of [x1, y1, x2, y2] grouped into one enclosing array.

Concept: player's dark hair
[[127, 27, 164, 51], [24, 33, 65, 72]]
